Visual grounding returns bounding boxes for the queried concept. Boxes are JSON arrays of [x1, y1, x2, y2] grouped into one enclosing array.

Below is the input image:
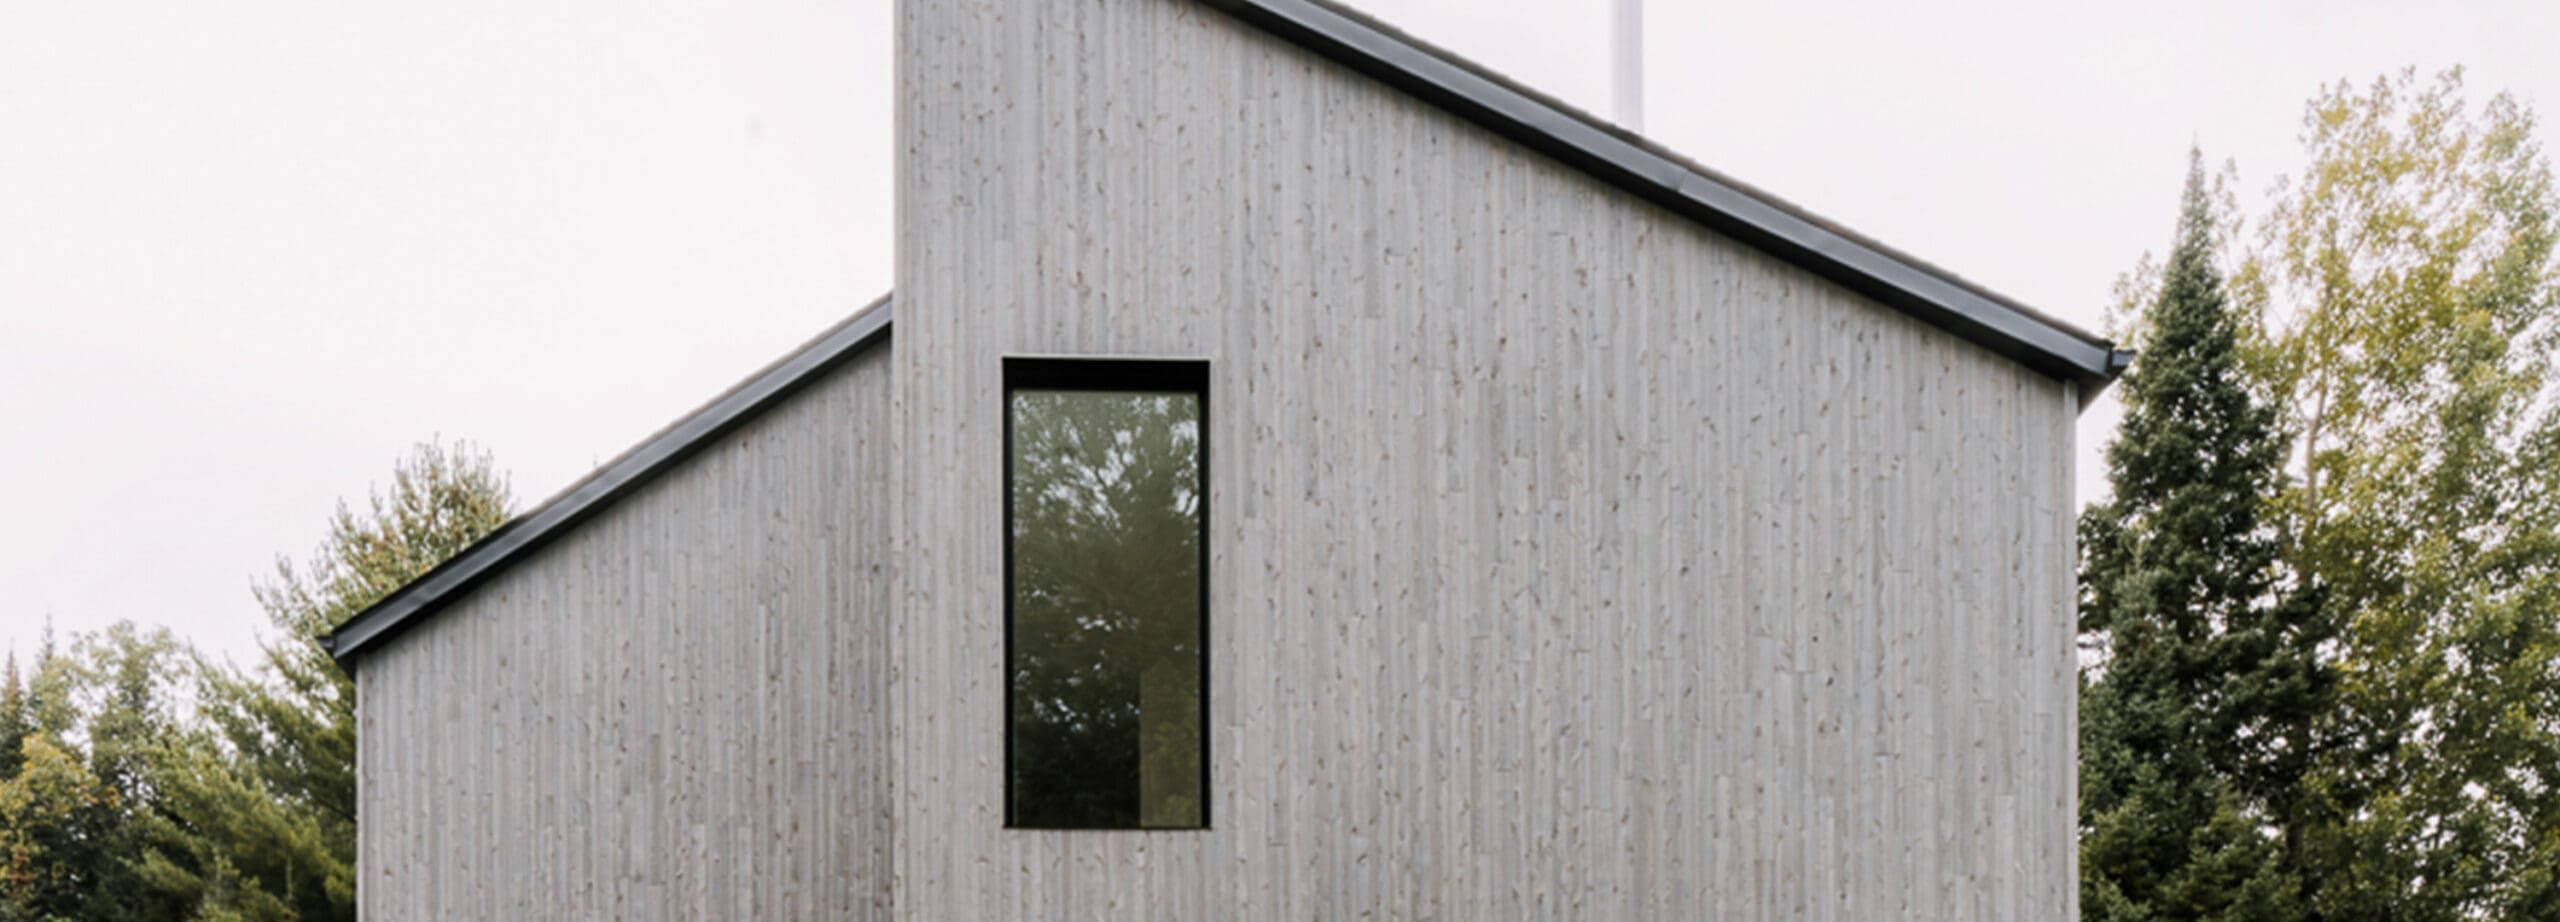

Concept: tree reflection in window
[[1007, 382, 1205, 829]]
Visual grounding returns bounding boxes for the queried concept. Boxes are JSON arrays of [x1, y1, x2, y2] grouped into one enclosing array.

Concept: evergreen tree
[[0, 658, 26, 782], [2080, 152, 2332, 921], [177, 440, 513, 921], [0, 445, 510, 922], [22, 629, 70, 744]]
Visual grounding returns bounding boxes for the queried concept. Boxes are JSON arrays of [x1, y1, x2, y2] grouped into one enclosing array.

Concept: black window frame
[[1001, 356, 1212, 830]]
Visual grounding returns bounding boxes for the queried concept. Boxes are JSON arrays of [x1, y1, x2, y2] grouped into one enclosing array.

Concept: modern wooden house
[[325, 0, 2127, 917]]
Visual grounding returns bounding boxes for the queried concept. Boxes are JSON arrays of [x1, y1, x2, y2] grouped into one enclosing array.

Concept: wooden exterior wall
[[353, 1, 2082, 918], [353, 345, 896, 920], [894, 0, 2081, 918]]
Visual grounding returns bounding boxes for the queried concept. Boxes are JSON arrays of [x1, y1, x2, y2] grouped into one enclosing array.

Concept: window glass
[[1006, 368, 1206, 829]]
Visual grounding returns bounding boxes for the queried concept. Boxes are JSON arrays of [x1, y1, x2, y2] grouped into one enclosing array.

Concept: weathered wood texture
[[355, 345, 895, 921], [894, 0, 2080, 919]]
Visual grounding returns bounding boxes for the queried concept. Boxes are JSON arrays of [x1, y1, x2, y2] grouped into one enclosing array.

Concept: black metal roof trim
[[324, 294, 895, 664], [1199, 0, 2124, 394]]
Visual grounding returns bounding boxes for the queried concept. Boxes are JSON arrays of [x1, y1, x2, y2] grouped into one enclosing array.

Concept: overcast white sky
[[4, 0, 2553, 667]]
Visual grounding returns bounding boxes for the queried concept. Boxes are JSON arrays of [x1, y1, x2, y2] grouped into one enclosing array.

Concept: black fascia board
[[323, 294, 895, 664], [1199, 0, 2125, 396]]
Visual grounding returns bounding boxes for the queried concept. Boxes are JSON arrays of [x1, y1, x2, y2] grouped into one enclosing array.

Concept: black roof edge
[[1199, 0, 2126, 400], [323, 294, 895, 664]]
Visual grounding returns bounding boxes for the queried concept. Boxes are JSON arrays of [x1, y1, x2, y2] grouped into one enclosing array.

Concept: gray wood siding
[[355, 344, 896, 920], [894, 0, 2080, 919]]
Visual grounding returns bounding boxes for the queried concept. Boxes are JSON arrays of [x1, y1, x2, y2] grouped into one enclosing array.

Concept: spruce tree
[[0, 656, 26, 780], [2079, 152, 2331, 921], [176, 440, 512, 921]]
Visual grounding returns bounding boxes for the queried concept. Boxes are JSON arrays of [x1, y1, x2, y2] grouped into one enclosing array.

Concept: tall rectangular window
[[1004, 359, 1208, 829]]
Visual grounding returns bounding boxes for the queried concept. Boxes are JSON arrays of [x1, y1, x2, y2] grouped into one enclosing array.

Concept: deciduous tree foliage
[[0, 69, 2547, 922], [0, 442, 510, 921], [2087, 69, 2560, 921], [2239, 68, 2560, 922], [1, 626, 197, 922]]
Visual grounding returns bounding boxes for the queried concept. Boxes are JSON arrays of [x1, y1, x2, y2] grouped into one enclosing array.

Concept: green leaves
[[2247, 68, 2560, 922], [0, 441, 510, 922], [2088, 69, 2560, 921], [0, 625, 197, 922], [203, 440, 512, 921]]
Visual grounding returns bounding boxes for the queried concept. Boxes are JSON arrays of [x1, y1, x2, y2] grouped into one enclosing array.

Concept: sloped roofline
[[1200, 0, 2132, 393], [323, 295, 894, 662], [330, 0, 2132, 665]]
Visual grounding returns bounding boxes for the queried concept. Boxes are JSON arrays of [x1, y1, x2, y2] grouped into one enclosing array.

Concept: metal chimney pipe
[[1612, 0, 1643, 132]]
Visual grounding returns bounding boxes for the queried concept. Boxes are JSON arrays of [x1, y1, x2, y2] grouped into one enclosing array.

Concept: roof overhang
[[1200, 0, 2128, 399], [328, 1, 2132, 666], [322, 295, 894, 663]]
